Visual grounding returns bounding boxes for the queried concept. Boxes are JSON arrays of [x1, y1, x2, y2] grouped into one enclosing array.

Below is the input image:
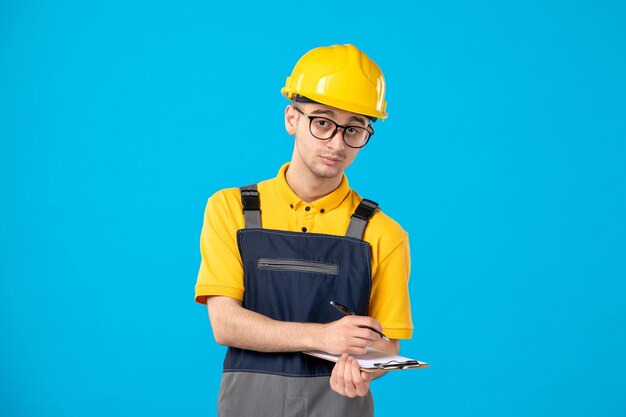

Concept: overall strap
[[240, 184, 261, 229], [345, 199, 379, 239]]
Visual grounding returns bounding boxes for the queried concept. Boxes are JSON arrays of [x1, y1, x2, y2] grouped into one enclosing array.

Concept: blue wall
[[1, 1, 625, 416]]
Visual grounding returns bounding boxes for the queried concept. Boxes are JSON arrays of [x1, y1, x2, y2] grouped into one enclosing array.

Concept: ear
[[284, 105, 297, 136]]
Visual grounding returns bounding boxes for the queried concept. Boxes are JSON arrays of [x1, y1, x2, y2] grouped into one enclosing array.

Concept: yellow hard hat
[[281, 44, 388, 120]]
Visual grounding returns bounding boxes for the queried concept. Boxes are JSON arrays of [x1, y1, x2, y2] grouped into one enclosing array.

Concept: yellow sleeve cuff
[[195, 285, 244, 304], [383, 328, 414, 340]]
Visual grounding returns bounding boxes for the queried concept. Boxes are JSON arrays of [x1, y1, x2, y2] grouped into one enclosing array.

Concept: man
[[195, 44, 413, 417]]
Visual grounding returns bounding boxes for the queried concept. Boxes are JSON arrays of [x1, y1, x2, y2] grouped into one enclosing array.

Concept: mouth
[[320, 155, 343, 166], [319, 154, 344, 164]]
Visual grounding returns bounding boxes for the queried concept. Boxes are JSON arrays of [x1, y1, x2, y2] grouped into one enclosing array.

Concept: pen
[[330, 300, 391, 342]]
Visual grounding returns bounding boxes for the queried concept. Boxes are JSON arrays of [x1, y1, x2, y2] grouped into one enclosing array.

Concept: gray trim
[[258, 258, 339, 275], [244, 210, 261, 229], [218, 372, 373, 417], [345, 217, 367, 239]]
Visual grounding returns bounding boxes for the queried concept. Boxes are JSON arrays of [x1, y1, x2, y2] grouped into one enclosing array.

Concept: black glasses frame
[[294, 107, 374, 149]]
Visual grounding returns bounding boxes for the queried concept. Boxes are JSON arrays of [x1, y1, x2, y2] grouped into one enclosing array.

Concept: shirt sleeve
[[194, 189, 246, 304], [368, 233, 414, 339]]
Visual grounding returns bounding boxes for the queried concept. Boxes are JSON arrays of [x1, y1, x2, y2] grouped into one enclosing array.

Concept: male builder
[[195, 44, 413, 417]]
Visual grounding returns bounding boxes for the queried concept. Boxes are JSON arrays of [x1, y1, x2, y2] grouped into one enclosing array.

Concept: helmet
[[281, 44, 388, 120]]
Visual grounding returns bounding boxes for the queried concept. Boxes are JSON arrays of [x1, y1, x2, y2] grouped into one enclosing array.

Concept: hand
[[329, 354, 374, 398], [320, 315, 384, 355]]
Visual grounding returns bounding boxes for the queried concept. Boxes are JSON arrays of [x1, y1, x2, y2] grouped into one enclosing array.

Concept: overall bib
[[217, 185, 379, 417]]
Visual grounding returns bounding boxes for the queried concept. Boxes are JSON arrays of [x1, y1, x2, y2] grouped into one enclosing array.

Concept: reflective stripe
[[258, 258, 339, 275], [345, 217, 367, 239]]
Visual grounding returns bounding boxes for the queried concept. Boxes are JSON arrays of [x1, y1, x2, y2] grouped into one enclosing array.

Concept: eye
[[314, 118, 333, 130], [345, 127, 361, 136]]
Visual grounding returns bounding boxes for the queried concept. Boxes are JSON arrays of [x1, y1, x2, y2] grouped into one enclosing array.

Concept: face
[[284, 102, 370, 180]]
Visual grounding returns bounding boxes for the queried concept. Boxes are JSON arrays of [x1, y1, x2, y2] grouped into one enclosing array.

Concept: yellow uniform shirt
[[195, 163, 413, 339]]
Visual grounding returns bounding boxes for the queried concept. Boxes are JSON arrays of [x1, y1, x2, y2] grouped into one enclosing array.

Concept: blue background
[[2, 1, 625, 416]]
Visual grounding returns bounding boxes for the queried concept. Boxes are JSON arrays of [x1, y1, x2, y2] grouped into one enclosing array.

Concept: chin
[[313, 165, 344, 179]]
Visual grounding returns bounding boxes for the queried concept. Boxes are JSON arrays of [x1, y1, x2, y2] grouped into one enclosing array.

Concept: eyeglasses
[[294, 107, 374, 149]]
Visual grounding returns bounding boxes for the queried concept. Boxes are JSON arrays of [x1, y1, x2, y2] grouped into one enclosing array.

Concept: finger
[[352, 327, 380, 342], [346, 333, 378, 355], [330, 361, 339, 391], [359, 329, 381, 346], [351, 358, 369, 397], [345, 329, 379, 351], [346, 345, 369, 356], [349, 316, 384, 333], [361, 370, 376, 383], [333, 354, 348, 395], [343, 357, 357, 398]]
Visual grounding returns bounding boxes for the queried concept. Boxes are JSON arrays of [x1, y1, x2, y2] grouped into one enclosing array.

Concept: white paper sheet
[[304, 347, 428, 371]]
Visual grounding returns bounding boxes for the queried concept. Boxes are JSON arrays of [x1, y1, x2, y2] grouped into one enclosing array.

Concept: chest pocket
[[258, 258, 339, 275]]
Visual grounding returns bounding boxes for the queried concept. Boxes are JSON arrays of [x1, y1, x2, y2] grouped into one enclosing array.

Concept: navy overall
[[217, 185, 379, 417]]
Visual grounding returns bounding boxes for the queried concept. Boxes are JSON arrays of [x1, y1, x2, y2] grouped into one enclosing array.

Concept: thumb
[[361, 371, 375, 382]]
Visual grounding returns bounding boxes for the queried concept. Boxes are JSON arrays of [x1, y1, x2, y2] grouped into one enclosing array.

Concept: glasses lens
[[310, 117, 337, 139], [343, 126, 370, 148], [309, 117, 371, 148]]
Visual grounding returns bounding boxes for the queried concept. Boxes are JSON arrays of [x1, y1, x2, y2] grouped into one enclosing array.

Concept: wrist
[[299, 322, 324, 351]]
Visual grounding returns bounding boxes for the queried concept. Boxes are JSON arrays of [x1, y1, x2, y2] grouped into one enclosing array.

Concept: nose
[[326, 127, 346, 150]]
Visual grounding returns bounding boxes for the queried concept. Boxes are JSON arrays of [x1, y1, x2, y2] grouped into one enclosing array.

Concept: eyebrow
[[309, 108, 369, 126]]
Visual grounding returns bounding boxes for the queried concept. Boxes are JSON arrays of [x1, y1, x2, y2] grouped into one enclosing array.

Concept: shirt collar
[[275, 162, 351, 213]]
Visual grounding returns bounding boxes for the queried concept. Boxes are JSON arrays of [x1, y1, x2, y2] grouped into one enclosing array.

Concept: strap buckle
[[352, 199, 378, 221], [241, 189, 260, 212]]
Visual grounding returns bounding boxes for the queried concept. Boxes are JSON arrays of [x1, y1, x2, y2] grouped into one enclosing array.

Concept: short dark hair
[[292, 95, 377, 123]]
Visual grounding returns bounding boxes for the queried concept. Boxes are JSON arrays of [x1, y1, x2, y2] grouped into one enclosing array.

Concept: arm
[[208, 296, 397, 399], [206, 295, 386, 355], [329, 216, 412, 397]]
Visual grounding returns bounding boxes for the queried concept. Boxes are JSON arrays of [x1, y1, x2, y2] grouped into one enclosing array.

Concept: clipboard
[[304, 347, 428, 371]]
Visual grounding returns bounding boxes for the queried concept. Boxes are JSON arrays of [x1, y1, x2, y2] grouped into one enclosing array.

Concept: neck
[[285, 162, 343, 203]]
